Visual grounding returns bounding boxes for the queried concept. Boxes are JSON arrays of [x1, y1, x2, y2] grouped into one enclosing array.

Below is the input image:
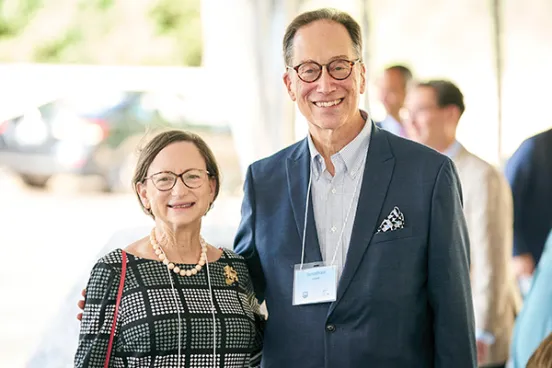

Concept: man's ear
[[283, 72, 297, 101], [447, 105, 461, 123], [359, 62, 367, 94]]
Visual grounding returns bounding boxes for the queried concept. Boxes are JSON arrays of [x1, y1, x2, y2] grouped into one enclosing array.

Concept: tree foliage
[[0, 0, 42, 38], [0, 0, 202, 66]]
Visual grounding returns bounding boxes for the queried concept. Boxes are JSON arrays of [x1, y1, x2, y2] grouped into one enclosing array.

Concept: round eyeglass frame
[[286, 58, 362, 83], [144, 169, 211, 191]]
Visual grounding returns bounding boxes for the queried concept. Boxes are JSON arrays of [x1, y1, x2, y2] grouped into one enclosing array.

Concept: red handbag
[[104, 250, 127, 368]]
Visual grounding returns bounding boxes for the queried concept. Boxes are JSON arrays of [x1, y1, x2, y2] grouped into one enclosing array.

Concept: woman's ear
[[136, 182, 150, 210], [209, 177, 216, 202]]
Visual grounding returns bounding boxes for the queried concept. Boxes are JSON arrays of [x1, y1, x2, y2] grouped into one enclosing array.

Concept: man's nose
[[316, 68, 336, 93]]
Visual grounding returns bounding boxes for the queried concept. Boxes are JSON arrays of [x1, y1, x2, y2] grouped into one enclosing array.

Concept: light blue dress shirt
[[307, 112, 371, 279]]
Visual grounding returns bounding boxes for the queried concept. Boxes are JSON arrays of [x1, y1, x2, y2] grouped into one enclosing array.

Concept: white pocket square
[[376, 206, 405, 233]]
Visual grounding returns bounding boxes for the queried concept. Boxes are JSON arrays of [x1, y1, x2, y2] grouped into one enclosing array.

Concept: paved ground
[[0, 169, 242, 367]]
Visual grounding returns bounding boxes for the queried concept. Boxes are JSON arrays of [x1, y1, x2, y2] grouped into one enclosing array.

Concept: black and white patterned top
[[75, 248, 264, 368]]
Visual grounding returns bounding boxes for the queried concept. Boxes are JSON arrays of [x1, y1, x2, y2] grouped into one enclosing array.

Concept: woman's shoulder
[[220, 248, 246, 263], [84, 249, 129, 304], [96, 248, 126, 267], [87, 249, 128, 281]]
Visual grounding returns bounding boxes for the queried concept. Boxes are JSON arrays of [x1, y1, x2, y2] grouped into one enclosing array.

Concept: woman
[[75, 130, 264, 367]]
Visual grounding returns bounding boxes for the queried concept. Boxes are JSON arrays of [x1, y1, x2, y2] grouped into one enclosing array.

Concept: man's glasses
[[287, 58, 361, 83], [400, 105, 441, 120], [144, 169, 210, 191]]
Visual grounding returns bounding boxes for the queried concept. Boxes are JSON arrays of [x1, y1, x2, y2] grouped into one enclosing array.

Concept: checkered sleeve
[[243, 270, 265, 368], [74, 260, 120, 368]]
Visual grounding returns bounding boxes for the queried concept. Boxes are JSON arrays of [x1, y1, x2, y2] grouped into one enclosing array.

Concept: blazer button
[[326, 324, 336, 332]]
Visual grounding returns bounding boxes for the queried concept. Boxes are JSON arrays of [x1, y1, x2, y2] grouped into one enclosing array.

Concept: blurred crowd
[[376, 64, 552, 367]]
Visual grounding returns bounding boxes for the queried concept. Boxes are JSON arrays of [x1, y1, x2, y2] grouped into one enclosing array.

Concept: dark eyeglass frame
[[286, 58, 362, 83], [144, 168, 211, 191]]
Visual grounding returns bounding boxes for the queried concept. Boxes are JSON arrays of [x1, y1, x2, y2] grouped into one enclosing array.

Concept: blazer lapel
[[329, 126, 395, 315], [286, 140, 322, 264]]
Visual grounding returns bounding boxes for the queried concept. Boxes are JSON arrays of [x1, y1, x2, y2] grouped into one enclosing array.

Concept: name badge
[[293, 262, 337, 305]]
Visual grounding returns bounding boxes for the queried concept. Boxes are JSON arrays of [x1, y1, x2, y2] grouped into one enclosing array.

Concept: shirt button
[[326, 324, 336, 332], [331, 188, 336, 194], [331, 226, 337, 232]]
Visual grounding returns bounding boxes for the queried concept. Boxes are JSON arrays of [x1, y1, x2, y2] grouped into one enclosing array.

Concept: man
[[404, 80, 517, 368], [376, 64, 413, 137], [234, 9, 476, 367], [504, 128, 552, 283]]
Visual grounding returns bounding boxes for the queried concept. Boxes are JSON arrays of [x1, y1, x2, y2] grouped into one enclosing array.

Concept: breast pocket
[[371, 226, 414, 244]]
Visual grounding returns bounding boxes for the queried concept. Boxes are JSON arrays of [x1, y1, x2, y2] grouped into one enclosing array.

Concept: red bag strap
[[104, 250, 127, 368]]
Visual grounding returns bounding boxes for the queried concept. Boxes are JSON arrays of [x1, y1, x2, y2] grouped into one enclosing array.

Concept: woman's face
[[137, 141, 216, 231]]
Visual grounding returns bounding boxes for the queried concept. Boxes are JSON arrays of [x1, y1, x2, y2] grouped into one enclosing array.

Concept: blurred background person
[[404, 79, 517, 368], [504, 127, 552, 295], [376, 64, 413, 137], [510, 230, 552, 368]]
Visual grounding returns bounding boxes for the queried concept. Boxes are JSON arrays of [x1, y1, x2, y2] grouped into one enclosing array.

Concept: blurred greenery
[[33, 28, 82, 63], [95, 0, 114, 11], [0, 0, 202, 66], [0, 0, 42, 38], [149, 0, 202, 66]]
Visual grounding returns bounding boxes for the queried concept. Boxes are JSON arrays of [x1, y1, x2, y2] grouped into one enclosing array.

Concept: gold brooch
[[224, 265, 239, 285]]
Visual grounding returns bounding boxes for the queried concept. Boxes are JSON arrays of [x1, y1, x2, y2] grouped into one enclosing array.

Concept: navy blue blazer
[[505, 128, 552, 265], [234, 123, 477, 368]]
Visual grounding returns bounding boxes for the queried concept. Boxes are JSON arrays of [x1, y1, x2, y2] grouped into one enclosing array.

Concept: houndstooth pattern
[[377, 206, 405, 233], [75, 248, 264, 368]]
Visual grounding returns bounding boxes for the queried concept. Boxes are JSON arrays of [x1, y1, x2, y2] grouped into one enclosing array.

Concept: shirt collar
[[443, 140, 462, 159], [380, 115, 402, 136], [307, 110, 371, 179], [307, 136, 325, 181]]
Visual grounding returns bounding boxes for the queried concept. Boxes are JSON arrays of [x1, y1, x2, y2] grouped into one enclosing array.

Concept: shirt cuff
[[476, 330, 495, 344]]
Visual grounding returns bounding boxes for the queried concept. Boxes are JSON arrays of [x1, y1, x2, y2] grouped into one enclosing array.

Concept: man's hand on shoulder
[[77, 288, 86, 321]]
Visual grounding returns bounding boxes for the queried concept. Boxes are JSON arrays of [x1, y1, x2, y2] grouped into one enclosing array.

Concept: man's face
[[404, 86, 451, 149], [378, 69, 406, 117], [283, 20, 366, 132]]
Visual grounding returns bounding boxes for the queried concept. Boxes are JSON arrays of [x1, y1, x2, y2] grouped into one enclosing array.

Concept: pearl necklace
[[150, 228, 207, 277]]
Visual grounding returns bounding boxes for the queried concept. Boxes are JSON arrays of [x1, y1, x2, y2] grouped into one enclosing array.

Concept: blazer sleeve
[[74, 262, 119, 368], [234, 165, 266, 303], [428, 159, 477, 368], [469, 169, 514, 338], [504, 139, 535, 256]]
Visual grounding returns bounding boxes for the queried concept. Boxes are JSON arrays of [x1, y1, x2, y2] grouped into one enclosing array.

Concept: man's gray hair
[[283, 8, 363, 67]]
